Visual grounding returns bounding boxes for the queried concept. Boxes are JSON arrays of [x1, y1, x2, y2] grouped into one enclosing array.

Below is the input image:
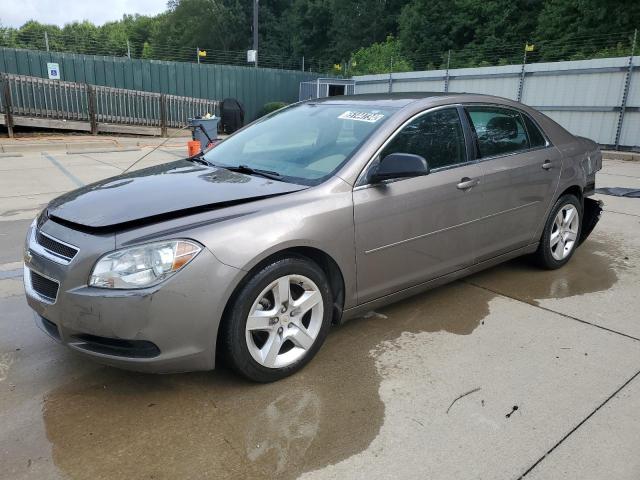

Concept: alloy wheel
[[550, 204, 580, 261], [245, 274, 324, 369]]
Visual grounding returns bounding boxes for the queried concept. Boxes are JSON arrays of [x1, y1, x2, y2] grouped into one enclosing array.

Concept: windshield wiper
[[223, 164, 283, 181], [186, 151, 214, 167]]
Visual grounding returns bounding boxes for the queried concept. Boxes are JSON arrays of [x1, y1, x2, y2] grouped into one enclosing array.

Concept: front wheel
[[534, 194, 582, 269], [221, 256, 333, 382]]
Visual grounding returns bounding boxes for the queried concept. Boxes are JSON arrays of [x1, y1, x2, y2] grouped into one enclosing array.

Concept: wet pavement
[[1, 148, 639, 479]]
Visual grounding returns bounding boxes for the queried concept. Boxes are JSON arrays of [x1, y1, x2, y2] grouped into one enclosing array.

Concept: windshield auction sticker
[[338, 111, 385, 123]]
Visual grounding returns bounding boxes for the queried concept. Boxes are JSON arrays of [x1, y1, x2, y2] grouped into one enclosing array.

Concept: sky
[[1, 0, 168, 28]]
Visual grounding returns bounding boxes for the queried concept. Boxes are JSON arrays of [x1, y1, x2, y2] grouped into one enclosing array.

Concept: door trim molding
[[364, 200, 539, 254]]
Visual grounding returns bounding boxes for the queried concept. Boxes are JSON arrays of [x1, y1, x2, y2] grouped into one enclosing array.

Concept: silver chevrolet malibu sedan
[[24, 93, 603, 382]]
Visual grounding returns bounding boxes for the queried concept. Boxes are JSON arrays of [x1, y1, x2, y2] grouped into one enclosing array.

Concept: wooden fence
[[0, 73, 218, 137]]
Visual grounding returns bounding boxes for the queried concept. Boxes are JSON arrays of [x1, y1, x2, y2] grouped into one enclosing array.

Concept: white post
[[127, 39, 131, 59], [44, 31, 49, 52]]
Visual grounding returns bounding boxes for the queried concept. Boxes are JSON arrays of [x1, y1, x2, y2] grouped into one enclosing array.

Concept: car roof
[[311, 92, 521, 109]]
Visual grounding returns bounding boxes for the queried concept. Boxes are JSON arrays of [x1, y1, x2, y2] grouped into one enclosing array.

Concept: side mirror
[[369, 153, 429, 184]]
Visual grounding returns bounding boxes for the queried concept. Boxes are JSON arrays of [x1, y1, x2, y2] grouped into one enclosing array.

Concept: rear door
[[464, 105, 562, 261], [353, 106, 483, 303]]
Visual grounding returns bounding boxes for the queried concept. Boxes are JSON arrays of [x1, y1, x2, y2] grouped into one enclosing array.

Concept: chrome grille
[[30, 270, 59, 302], [35, 231, 78, 262]]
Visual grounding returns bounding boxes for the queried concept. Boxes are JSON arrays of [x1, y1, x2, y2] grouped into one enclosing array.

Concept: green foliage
[[0, 0, 638, 73], [349, 36, 412, 75], [257, 101, 288, 118], [141, 41, 153, 59]]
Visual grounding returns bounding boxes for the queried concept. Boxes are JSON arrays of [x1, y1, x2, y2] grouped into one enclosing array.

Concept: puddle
[[38, 234, 629, 479], [42, 283, 491, 480], [466, 235, 628, 304]]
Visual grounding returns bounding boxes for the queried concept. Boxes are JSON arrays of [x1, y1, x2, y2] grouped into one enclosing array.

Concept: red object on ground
[[187, 140, 201, 157]]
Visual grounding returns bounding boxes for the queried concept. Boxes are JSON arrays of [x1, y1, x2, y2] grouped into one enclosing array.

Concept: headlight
[[89, 240, 202, 289]]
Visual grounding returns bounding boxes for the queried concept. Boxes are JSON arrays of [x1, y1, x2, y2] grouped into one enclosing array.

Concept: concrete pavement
[[0, 147, 639, 479]]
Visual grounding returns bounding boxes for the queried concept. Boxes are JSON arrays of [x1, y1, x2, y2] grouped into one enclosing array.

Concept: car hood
[[46, 160, 308, 232]]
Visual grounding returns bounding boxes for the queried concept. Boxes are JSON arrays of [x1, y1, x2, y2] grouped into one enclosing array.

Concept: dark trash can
[[221, 98, 245, 134], [189, 117, 219, 150]]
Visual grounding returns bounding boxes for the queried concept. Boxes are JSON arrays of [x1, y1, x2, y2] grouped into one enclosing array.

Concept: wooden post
[[3, 75, 14, 138], [86, 84, 98, 135], [160, 94, 168, 137]]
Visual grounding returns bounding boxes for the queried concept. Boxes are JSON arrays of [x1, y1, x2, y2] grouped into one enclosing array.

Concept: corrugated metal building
[[354, 56, 640, 148]]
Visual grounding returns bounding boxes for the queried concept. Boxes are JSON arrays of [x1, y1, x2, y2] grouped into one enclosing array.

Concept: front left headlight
[[89, 240, 202, 289]]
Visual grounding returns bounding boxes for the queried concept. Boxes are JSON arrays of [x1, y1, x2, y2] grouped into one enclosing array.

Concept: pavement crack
[[516, 369, 640, 479], [463, 280, 640, 342]]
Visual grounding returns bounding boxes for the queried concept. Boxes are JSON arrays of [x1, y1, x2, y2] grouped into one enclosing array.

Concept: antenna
[[122, 125, 191, 174]]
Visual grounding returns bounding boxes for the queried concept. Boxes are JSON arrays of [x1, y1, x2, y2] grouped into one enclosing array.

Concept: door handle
[[542, 160, 552, 170], [457, 177, 479, 190]]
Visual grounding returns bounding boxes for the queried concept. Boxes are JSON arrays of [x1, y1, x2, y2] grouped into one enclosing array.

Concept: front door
[[353, 107, 483, 303], [464, 106, 562, 261]]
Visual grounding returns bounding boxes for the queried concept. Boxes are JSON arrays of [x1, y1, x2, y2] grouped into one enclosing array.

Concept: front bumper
[[24, 219, 242, 373]]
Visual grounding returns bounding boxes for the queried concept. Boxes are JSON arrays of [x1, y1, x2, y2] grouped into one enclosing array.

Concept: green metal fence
[[0, 47, 319, 120]]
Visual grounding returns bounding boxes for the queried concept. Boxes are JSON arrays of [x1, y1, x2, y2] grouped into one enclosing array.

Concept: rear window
[[466, 106, 529, 157]]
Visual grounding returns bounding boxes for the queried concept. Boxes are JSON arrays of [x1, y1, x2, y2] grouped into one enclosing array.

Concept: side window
[[466, 106, 529, 157], [381, 108, 466, 170], [522, 113, 547, 148]]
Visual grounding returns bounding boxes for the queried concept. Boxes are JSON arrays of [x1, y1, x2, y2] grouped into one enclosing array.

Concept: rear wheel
[[534, 194, 582, 269], [221, 256, 332, 382]]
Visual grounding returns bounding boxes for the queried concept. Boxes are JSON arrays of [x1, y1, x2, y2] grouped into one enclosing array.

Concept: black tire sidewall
[[537, 194, 583, 269], [222, 256, 333, 382]]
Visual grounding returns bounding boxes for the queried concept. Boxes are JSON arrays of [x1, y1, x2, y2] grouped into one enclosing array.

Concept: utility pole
[[197, 47, 200, 64], [44, 31, 49, 52], [252, 0, 259, 68], [302, 55, 305, 72], [127, 39, 131, 59]]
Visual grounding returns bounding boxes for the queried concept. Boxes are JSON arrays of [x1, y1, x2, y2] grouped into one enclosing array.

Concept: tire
[[534, 194, 583, 270], [221, 256, 333, 382]]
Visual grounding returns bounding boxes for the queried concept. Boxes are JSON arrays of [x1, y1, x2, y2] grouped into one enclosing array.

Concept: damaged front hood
[[47, 160, 307, 231]]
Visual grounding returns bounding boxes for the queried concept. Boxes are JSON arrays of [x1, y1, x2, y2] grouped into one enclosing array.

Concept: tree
[[328, 0, 404, 61], [534, 0, 640, 61], [288, 0, 335, 68], [349, 35, 412, 75], [398, 0, 544, 69], [2, 0, 639, 74]]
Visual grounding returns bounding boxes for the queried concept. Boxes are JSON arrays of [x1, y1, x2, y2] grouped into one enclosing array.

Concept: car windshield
[[204, 103, 396, 185]]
